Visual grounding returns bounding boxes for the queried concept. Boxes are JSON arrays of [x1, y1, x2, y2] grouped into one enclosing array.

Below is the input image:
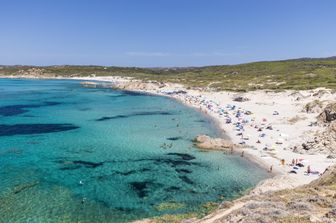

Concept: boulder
[[194, 135, 235, 150]]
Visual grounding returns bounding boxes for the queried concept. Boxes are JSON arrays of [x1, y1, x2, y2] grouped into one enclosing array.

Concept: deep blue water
[[0, 79, 269, 222]]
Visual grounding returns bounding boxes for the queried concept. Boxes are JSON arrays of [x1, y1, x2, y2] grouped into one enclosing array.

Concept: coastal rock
[[233, 96, 249, 102], [303, 100, 325, 113], [318, 103, 336, 123], [193, 135, 235, 150], [304, 123, 335, 154]]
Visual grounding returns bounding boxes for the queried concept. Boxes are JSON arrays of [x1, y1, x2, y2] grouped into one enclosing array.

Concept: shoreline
[[73, 76, 336, 222], [77, 77, 280, 174], [2, 75, 335, 222]]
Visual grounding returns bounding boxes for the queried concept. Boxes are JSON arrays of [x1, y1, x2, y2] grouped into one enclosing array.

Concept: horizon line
[[1, 55, 335, 69]]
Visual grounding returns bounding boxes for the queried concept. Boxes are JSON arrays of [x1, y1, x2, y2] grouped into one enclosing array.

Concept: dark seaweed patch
[[43, 101, 61, 106], [195, 119, 206, 123], [58, 160, 104, 170], [72, 160, 104, 168], [166, 137, 183, 141], [130, 181, 151, 198], [115, 168, 151, 176], [134, 157, 200, 168], [0, 101, 61, 116], [115, 170, 137, 176], [176, 169, 192, 174], [95, 111, 173, 121], [165, 186, 181, 192], [0, 105, 34, 116], [123, 90, 149, 96], [78, 108, 91, 111], [160, 159, 192, 167], [166, 153, 196, 161], [59, 165, 81, 171], [13, 181, 39, 194], [0, 124, 79, 136], [179, 175, 194, 185], [114, 207, 136, 213], [95, 115, 128, 121]]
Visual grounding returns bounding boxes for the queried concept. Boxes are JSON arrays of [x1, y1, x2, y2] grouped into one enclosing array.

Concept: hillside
[[210, 165, 336, 223], [1, 57, 336, 91]]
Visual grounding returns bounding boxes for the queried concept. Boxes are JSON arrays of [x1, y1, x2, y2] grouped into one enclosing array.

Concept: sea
[[0, 78, 270, 222]]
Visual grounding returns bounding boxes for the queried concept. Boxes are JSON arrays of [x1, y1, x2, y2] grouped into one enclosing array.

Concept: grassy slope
[[0, 57, 336, 91]]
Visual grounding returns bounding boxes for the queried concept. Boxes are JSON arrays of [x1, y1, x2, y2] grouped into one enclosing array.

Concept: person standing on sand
[[268, 165, 273, 173]]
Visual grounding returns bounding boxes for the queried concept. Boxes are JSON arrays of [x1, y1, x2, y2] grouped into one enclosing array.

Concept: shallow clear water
[[0, 79, 269, 222]]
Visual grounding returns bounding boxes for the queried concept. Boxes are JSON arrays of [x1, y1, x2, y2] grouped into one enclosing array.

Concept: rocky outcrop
[[303, 100, 325, 113], [293, 123, 336, 155], [194, 135, 235, 150], [295, 103, 336, 155], [318, 103, 336, 123]]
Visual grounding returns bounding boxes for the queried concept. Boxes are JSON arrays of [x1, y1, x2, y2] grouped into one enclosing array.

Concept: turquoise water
[[0, 79, 269, 223]]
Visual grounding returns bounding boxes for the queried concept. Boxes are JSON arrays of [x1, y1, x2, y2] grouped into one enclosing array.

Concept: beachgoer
[[281, 159, 285, 166], [241, 151, 244, 157], [268, 165, 273, 173], [307, 165, 311, 174]]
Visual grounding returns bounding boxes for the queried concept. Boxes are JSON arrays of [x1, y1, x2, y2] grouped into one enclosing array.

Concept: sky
[[0, 0, 336, 67]]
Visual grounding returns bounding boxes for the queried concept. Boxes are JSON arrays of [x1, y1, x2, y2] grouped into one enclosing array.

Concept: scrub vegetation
[[1, 57, 336, 91]]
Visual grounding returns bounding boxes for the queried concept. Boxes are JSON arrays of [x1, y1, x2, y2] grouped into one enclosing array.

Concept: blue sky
[[0, 0, 336, 67]]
